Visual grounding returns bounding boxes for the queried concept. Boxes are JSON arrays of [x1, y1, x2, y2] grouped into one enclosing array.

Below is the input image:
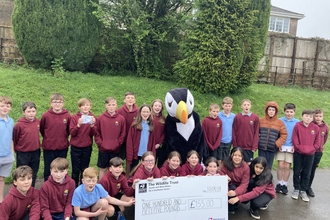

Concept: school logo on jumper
[[63, 119, 67, 124], [216, 123, 220, 127], [311, 130, 315, 135], [117, 183, 121, 189], [115, 121, 119, 126], [26, 204, 31, 210], [138, 183, 147, 193], [249, 120, 253, 125], [64, 189, 68, 195], [322, 131, 325, 136]]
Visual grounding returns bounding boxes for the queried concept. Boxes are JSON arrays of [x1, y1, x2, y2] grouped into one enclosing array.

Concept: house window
[[269, 16, 290, 33]]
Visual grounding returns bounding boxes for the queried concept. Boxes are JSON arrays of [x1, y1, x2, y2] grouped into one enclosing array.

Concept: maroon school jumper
[[128, 164, 161, 184], [202, 116, 222, 151], [13, 117, 40, 152], [160, 161, 181, 177], [180, 162, 203, 176], [40, 174, 75, 220], [315, 121, 329, 152], [152, 115, 165, 146], [232, 113, 259, 151], [99, 171, 134, 197], [0, 186, 40, 220], [238, 182, 276, 202], [117, 104, 138, 141], [292, 121, 320, 155], [95, 111, 126, 153], [40, 108, 71, 151], [70, 112, 97, 147]]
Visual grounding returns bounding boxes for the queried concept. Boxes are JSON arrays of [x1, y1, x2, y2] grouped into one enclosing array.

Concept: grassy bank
[[1, 64, 329, 183]]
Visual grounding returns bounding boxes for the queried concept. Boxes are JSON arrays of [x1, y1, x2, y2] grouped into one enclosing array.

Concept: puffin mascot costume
[[158, 88, 208, 167]]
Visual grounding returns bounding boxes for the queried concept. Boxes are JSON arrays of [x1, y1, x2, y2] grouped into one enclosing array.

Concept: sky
[[271, 0, 330, 40]]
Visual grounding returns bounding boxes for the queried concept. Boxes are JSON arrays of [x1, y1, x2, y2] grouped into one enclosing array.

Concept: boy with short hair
[[0, 165, 40, 220], [202, 104, 222, 165], [72, 167, 135, 220], [276, 103, 299, 195], [258, 101, 287, 169], [99, 157, 136, 220], [0, 96, 15, 203], [70, 98, 96, 187], [291, 109, 320, 202], [40, 93, 71, 181], [95, 97, 126, 180], [117, 92, 138, 174], [217, 97, 235, 164], [40, 158, 76, 220], [307, 108, 328, 197], [232, 99, 259, 164], [13, 101, 40, 187]]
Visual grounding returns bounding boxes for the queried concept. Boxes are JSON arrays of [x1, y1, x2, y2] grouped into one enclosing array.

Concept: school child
[[40, 93, 71, 181], [220, 147, 250, 214], [276, 103, 299, 194], [0, 96, 15, 203], [258, 101, 287, 169], [201, 157, 221, 176], [72, 167, 135, 220], [13, 102, 40, 187], [228, 157, 276, 220], [0, 165, 40, 220], [160, 151, 182, 178], [126, 104, 154, 170], [70, 98, 96, 187], [117, 92, 138, 173], [128, 151, 161, 185], [291, 109, 320, 202], [307, 108, 328, 197], [151, 99, 165, 167], [202, 104, 222, 165], [95, 97, 126, 180], [40, 158, 76, 220], [99, 157, 136, 220], [232, 99, 259, 164], [180, 150, 204, 176], [217, 97, 235, 164]]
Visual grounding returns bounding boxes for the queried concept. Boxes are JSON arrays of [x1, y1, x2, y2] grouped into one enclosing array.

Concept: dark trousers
[[293, 152, 314, 191], [309, 151, 322, 188], [71, 145, 92, 187], [43, 149, 68, 181], [247, 178, 272, 210], [16, 149, 40, 187], [228, 184, 237, 212], [258, 149, 275, 169]]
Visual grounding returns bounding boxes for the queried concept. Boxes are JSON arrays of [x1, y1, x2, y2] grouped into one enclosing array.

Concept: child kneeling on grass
[[72, 167, 135, 220]]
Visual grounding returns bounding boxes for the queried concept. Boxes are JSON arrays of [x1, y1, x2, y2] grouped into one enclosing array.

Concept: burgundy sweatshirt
[[160, 161, 181, 177], [117, 104, 138, 141], [128, 164, 161, 184], [40, 108, 71, 151], [13, 117, 40, 152], [238, 182, 276, 202], [94, 111, 126, 153], [40, 174, 75, 220], [292, 121, 320, 156], [152, 115, 165, 146], [315, 121, 329, 152], [99, 171, 134, 197], [202, 116, 222, 151], [70, 112, 97, 147], [180, 162, 204, 176]]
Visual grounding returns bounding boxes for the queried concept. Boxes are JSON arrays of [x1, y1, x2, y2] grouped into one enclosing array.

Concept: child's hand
[[132, 179, 140, 189], [90, 116, 96, 127], [228, 197, 239, 204], [227, 175, 231, 182], [127, 198, 136, 206], [147, 177, 154, 181], [155, 144, 160, 149], [94, 207, 107, 216], [228, 190, 236, 197], [162, 176, 168, 180], [77, 118, 82, 128]]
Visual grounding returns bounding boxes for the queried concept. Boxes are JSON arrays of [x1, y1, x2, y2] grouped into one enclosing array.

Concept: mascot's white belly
[[176, 116, 195, 141]]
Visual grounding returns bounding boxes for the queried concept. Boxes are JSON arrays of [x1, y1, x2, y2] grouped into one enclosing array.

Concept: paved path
[[5, 169, 330, 220]]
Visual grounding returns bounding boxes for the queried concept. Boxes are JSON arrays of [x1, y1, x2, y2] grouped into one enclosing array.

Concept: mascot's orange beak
[[176, 101, 188, 124]]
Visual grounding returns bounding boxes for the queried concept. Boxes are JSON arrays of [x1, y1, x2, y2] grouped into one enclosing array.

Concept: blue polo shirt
[[0, 115, 14, 157], [218, 111, 235, 143], [72, 184, 108, 209]]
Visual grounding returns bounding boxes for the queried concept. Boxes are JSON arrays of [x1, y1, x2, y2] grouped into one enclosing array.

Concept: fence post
[[312, 40, 320, 87], [302, 61, 307, 88], [293, 68, 297, 85], [273, 66, 278, 86]]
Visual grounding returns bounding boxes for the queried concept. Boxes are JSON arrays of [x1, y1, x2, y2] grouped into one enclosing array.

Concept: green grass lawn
[[1, 63, 330, 183]]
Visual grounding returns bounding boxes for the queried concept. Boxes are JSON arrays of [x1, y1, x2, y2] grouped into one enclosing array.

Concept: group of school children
[[0, 93, 328, 220]]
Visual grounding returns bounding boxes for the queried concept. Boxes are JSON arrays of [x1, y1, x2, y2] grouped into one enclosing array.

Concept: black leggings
[[250, 192, 272, 210]]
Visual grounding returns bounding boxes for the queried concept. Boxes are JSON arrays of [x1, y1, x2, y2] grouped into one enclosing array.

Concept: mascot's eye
[[168, 101, 172, 108], [189, 100, 193, 105]]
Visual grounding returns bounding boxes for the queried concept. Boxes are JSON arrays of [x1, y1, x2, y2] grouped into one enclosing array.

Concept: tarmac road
[[4, 169, 330, 220]]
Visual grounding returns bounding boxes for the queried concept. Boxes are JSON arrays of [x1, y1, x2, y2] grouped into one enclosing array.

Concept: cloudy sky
[[271, 0, 330, 39]]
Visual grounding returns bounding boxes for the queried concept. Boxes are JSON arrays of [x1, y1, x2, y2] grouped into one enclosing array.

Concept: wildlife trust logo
[[138, 183, 147, 193]]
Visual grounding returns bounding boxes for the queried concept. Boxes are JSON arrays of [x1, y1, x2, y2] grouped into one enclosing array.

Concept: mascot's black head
[[165, 88, 194, 124]]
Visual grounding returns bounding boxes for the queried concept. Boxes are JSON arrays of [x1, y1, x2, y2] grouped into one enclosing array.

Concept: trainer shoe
[[291, 189, 299, 200], [275, 184, 282, 193], [259, 202, 269, 210], [282, 185, 288, 195], [306, 188, 315, 197], [300, 191, 310, 202], [250, 208, 261, 219], [117, 211, 126, 220]]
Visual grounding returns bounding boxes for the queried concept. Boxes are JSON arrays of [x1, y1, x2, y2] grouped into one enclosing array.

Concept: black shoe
[[306, 188, 315, 197], [275, 184, 282, 193], [259, 202, 269, 210], [282, 185, 288, 194], [250, 209, 260, 219]]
